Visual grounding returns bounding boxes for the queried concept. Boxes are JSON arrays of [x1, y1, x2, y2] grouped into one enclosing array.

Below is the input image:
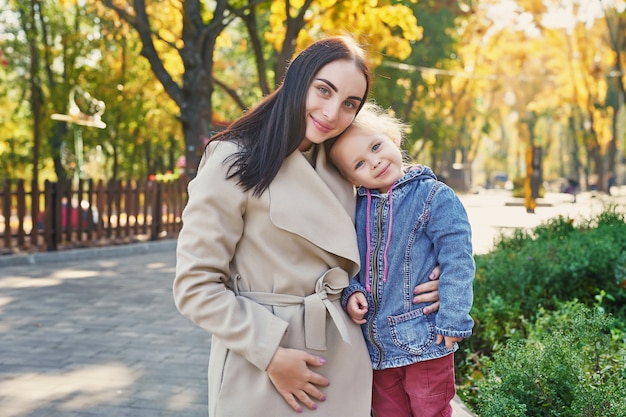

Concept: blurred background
[[0, 0, 624, 195], [1, 3, 625, 414]]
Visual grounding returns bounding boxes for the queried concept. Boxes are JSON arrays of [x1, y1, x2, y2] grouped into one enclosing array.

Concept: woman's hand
[[413, 264, 440, 314], [267, 347, 330, 413]]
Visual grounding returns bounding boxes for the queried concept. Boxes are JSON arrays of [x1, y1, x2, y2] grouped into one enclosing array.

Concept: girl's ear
[[340, 172, 359, 188], [341, 172, 359, 187], [347, 178, 360, 187]]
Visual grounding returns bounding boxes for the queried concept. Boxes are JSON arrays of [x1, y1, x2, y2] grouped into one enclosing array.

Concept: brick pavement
[[0, 240, 210, 417], [0, 240, 478, 417], [4, 189, 625, 416]]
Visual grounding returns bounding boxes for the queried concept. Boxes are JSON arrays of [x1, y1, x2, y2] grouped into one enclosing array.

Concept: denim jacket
[[341, 165, 475, 370]]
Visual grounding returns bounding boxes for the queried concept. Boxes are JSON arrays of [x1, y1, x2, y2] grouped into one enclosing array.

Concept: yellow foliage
[[421, 70, 438, 85], [266, 3, 288, 52], [289, 0, 306, 9], [131, 0, 184, 80], [217, 33, 234, 50], [266, 0, 422, 65], [592, 108, 612, 150]]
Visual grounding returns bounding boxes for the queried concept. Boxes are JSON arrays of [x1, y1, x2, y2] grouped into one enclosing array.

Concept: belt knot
[[235, 267, 352, 350]]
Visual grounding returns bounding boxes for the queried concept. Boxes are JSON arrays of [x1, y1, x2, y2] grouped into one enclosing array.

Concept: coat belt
[[235, 267, 351, 350]]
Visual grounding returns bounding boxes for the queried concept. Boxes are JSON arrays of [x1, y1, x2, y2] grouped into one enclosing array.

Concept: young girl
[[329, 103, 475, 417], [173, 37, 442, 416]]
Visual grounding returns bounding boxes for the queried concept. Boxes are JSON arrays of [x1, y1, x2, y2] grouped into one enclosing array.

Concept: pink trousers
[[371, 354, 456, 417]]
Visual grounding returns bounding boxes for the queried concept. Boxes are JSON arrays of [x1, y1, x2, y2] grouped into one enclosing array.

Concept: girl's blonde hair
[[351, 102, 406, 148]]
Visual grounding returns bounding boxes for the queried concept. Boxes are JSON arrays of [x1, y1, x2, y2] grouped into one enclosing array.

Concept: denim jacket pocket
[[387, 309, 435, 355]]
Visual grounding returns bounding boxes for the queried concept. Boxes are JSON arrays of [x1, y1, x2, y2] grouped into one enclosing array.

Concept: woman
[[173, 36, 440, 416]]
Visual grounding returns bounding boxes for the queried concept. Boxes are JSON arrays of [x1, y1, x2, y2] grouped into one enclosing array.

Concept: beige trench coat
[[173, 141, 372, 417]]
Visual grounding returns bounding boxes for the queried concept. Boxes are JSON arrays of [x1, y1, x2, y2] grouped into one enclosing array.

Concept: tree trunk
[[272, 0, 312, 87], [28, 0, 41, 184], [607, 93, 621, 175], [103, 0, 227, 179], [176, 1, 221, 178]]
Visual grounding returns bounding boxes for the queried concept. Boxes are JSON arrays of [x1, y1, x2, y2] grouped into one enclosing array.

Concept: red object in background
[[37, 199, 99, 230], [0, 49, 8, 67]]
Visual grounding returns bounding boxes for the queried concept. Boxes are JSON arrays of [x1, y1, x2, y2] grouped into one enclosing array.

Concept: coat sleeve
[[173, 141, 289, 371], [426, 184, 475, 338]]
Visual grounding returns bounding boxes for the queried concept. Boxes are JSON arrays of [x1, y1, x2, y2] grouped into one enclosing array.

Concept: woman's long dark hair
[[209, 36, 371, 196]]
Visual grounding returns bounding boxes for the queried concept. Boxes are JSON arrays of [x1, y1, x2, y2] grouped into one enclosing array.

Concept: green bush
[[466, 207, 626, 359], [467, 302, 626, 417], [456, 207, 626, 416]]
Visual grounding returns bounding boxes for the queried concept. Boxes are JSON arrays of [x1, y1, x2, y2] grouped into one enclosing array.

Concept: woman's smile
[[310, 115, 332, 134]]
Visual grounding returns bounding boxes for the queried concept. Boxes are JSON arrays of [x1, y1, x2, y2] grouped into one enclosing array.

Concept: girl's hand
[[437, 334, 463, 350], [413, 264, 441, 314], [346, 292, 368, 325], [267, 347, 330, 413]]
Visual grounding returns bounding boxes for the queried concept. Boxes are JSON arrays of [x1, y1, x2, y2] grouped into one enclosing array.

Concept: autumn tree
[[0, 4, 34, 179], [371, 0, 470, 178], [77, 3, 183, 181], [101, 0, 423, 178], [2, 0, 101, 184], [441, 0, 624, 192], [600, 0, 625, 181], [531, 0, 622, 191]]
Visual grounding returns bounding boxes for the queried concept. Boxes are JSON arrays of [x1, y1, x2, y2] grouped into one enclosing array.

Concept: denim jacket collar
[[355, 164, 437, 198]]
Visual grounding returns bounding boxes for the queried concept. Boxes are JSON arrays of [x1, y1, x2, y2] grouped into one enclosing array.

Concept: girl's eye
[[355, 161, 364, 170], [372, 143, 381, 151]]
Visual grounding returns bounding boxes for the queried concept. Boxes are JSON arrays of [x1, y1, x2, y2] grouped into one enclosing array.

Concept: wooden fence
[[0, 177, 188, 255]]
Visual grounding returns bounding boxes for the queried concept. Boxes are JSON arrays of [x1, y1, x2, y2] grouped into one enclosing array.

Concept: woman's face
[[300, 60, 367, 151]]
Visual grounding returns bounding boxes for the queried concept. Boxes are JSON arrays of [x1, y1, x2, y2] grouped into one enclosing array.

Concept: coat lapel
[[269, 146, 359, 267]]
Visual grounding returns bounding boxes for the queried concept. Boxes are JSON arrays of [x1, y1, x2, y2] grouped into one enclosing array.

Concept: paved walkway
[[0, 239, 475, 417], [0, 240, 210, 417], [460, 188, 626, 255], [3, 188, 624, 417]]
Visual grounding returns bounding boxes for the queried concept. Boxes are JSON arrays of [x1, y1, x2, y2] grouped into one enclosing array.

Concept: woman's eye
[[344, 101, 356, 109], [317, 86, 329, 95]]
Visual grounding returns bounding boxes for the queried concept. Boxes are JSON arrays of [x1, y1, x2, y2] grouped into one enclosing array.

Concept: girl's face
[[330, 124, 404, 193], [300, 60, 367, 151]]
